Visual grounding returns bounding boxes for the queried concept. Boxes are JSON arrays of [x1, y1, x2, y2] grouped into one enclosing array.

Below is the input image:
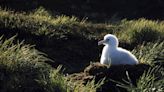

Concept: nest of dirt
[[69, 63, 154, 92]]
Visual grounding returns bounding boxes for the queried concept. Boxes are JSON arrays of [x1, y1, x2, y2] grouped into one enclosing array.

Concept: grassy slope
[[0, 36, 102, 92], [0, 8, 118, 73], [0, 8, 164, 92]]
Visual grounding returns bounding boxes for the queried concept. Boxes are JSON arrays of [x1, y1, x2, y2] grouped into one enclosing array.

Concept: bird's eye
[[106, 38, 110, 41]]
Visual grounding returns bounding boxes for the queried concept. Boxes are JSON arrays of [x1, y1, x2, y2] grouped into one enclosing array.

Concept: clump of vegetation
[[132, 41, 164, 65], [117, 19, 164, 44], [0, 7, 116, 39], [0, 36, 51, 92], [0, 8, 80, 37], [0, 36, 102, 92], [117, 66, 164, 92], [3, 8, 164, 45]]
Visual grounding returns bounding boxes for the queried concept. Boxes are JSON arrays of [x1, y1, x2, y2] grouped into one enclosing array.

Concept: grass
[[116, 66, 164, 92], [132, 41, 164, 65], [0, 7, 87, 37], [0, 8, 163, 41], [0, 36, 102, 92], [0, 7, 164, 92], [0, 36, 52, 92], [117, 19, 164, 44]]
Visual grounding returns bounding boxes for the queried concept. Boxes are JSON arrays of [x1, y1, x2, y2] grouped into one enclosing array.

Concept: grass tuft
[[116, 66, 164, 92], [117, 19, 164, 44], [132, 41, 164, 65]]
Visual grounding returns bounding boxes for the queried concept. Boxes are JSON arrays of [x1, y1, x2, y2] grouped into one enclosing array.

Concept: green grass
[[0, 36, 51, 92], [0, 7, 116, 39], [132, 41, 164, 65], [1, 8, 163, 45], [0, 36, 102, 92], [0, 7, 87, 36], [117, 19, 164, 44], [116, 66, 164, 92], [0, 8, 163, 42]]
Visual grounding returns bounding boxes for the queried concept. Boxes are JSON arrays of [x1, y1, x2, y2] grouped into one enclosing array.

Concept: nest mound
[[70, 63, 152, 92]]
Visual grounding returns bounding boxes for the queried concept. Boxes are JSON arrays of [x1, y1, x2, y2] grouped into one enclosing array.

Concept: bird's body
[[99, 34, 138, 65]]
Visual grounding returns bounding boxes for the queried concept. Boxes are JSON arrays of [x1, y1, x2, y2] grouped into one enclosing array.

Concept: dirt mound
[[70, 63, 152, 92]]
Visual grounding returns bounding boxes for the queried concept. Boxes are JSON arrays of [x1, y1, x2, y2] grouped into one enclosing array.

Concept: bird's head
[[98, 34, 119, 47]]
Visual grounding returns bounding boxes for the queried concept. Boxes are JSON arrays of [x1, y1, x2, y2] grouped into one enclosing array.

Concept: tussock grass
[[117, 19, 164, 44], [0, 8, 81, 36], [116, 66, 164, 92], [67, 78, 104, 92], [0, 8, 163, 44], [0, 7, 116, 39], [0, 36, 52, 92], [0, 36, 101, 92], [132, 41, 164, 65]]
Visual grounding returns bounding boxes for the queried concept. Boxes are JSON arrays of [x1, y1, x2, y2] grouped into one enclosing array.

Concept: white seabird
[[98, 34, 138, 65]]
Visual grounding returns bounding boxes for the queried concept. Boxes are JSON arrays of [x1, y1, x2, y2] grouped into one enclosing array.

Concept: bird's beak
[[98, 40, 106, 45]]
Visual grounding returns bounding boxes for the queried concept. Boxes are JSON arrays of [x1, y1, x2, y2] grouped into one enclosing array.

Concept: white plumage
[[98, 34, 138, 65]]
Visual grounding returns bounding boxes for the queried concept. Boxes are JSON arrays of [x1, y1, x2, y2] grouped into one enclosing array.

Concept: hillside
[[0, 7, 163, 92]]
